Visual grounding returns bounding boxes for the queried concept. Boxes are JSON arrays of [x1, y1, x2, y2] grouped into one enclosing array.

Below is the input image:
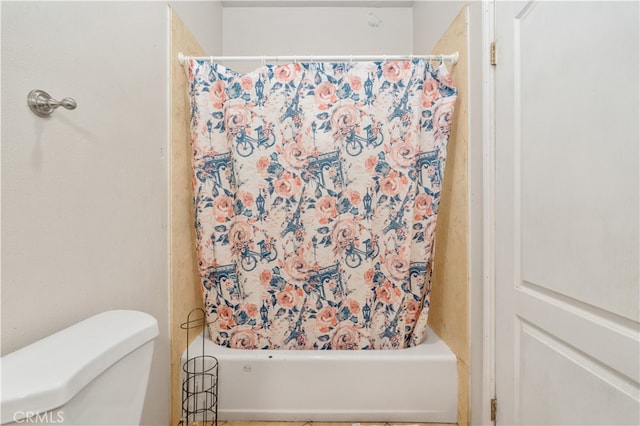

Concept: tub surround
[[170, 9, 211, 425], [426, 8, 470, 426], [170, 4, 470, 425]]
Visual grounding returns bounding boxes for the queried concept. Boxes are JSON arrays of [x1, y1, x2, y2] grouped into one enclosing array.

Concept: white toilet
[[1, 310, 159, 425]]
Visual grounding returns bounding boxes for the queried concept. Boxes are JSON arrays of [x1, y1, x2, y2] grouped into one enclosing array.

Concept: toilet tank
[[1, 310, 159, 425]]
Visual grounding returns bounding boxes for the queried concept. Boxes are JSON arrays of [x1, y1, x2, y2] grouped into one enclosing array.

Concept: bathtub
[[181, 327, 457, 423]]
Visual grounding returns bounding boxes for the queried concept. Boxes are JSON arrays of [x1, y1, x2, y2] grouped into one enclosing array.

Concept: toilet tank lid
[[0, 310, 159, 424]]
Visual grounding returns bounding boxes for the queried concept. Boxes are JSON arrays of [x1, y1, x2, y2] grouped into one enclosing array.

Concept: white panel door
[[494, 1, 640, 424]]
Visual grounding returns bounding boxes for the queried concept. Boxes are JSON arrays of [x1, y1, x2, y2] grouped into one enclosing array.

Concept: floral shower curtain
[[187, 58, 457, 350]]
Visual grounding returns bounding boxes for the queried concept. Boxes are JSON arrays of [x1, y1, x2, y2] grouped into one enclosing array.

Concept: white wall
[[222, 5, 413, 72], [172, 0, 224, 55], [413, 2, 486, 424], [0, 2, 222, 425]]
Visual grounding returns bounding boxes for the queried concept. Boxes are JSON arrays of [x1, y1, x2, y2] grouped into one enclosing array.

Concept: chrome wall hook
[[27, 90, 77, 118]]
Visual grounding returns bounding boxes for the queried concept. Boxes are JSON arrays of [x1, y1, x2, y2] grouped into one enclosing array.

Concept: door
[[494, 1, 640, 424]]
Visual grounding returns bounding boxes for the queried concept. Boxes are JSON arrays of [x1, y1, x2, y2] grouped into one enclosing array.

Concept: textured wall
[[1, 3, 169, 424], [1, 2, 222, 424]]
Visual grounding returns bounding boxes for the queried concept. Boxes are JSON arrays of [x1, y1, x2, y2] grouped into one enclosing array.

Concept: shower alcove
[[170, 1, 471, 424]]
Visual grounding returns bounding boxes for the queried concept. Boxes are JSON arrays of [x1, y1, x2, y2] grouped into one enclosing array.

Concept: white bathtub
[[181, 327, 457, 423]]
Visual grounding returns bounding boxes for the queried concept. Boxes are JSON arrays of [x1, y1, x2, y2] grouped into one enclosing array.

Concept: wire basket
[[179, 308, 218, 426]]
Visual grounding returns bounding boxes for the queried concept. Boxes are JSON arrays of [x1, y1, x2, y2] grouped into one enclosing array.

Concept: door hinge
[[490, 41, 497, 66], [490, 398, 497, 423]]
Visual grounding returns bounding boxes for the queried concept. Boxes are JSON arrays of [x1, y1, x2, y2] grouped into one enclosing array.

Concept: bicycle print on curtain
[[187, 58, 457, 349]]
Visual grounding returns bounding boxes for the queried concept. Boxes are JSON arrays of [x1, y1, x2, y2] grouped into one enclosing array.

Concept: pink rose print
[[274, 63, 301, 83], [225, 99, 251, 135], [364, 268, 375, 285], [229, 219, 253, 249], [259, 269, 272, 285], [314, 81, 338, 110], [241, 75, 253, 91], [379, 171, 409, 197], [376, 281, 402, 305], [273, 171, 302, 198], [382, 61, 410, 82], [229, 327, 258, 349], [365, 155, 378, 174], [188, 55, 456, 349], [217, 305, 235, 329], [347, 299, 361, 314], [282, 141, 308, 170], [389, 139, 417, 169], [331, 323, 359, 349], [414, 193, 434, 219], [316, 306, 338, 332], [347, 189, 361, 206], [212, 195, 233, 222], [276, 283, 303, 309], [382, 253, 410, 282], [315, 195, 338, 224], [241, 303, 259, 318], [256, 156, 270, 174], [209, 80, 226, 109], [283, 255, 309, 284], [441, 72, 454, 88], [433, 97, 456, 139], [331, 100, 361, 137], [238, 191, 254, 207], [331, 215, 359, 250], [422, 78, 441, 106], [349, 75, 362, 91]]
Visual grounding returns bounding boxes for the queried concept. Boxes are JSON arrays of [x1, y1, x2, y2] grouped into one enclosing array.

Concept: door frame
[[481, 0, 497, 424]]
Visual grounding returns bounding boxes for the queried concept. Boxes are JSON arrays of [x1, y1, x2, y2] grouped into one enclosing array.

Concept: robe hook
[[27, 90, 77, 118]]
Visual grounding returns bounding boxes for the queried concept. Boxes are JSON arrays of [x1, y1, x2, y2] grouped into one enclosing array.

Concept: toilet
[[1, 310, 159, 425]]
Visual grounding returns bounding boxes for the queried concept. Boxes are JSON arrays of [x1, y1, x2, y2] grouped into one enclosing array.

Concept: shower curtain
[[187, 58, 457, 349]]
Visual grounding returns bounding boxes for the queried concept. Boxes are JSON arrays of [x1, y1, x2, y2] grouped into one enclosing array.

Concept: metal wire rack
[[179, 308, 218, 426]]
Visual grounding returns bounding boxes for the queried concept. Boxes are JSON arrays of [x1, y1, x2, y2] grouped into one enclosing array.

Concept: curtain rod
[[177, 52, 459, 65]]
